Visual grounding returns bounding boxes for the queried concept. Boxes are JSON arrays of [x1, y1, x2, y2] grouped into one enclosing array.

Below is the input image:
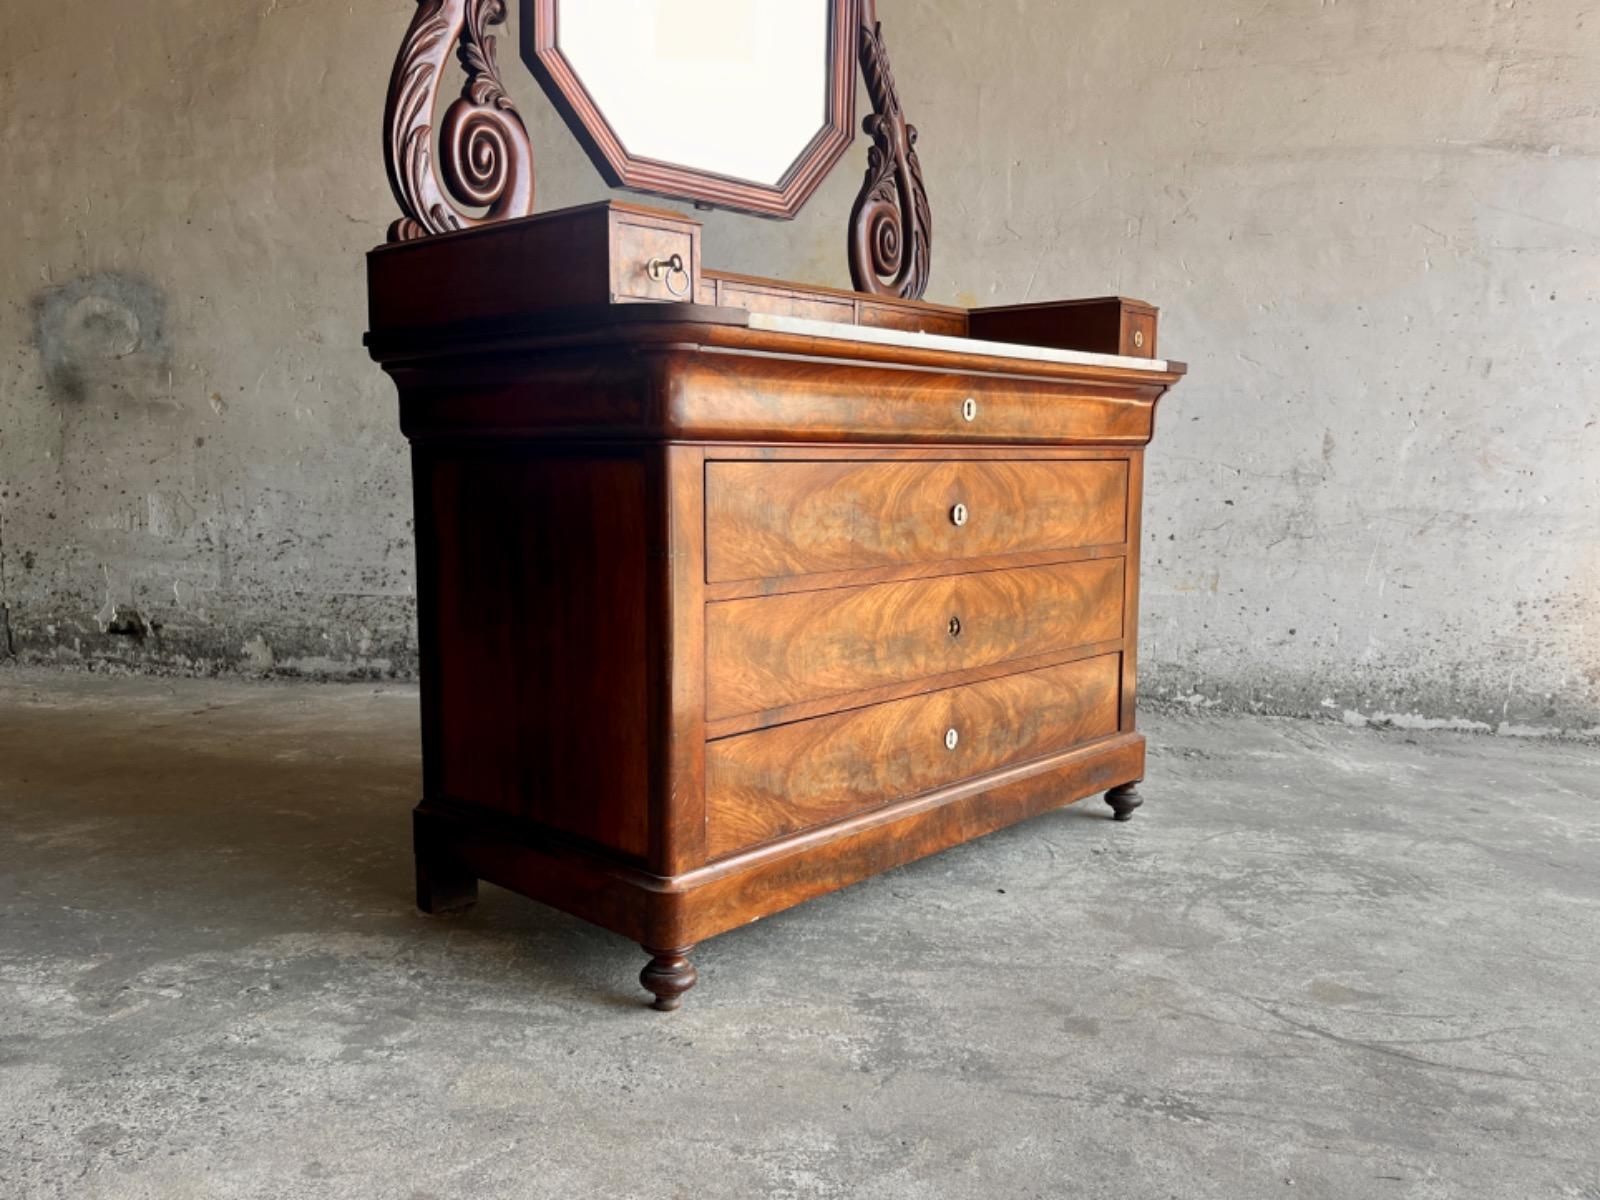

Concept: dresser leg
[[415, 855, 478, 914], [639, 945, 698, 1012], [1105, 782, 1144, 822]]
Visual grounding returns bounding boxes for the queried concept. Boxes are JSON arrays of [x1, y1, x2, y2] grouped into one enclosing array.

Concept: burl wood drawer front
[[705, 558, 1125, 723], [613, 221, 695, 303], [706, 654, 1122, 858], [704, 459, 1128, 584]]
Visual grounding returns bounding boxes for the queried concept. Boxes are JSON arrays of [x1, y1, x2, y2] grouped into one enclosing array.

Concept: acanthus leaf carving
[[848, 0, 932, 301], [383, 0, 534, 243]]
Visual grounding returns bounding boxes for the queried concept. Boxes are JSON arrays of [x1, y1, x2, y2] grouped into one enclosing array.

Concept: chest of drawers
[[368, 209, 1184, 1010]]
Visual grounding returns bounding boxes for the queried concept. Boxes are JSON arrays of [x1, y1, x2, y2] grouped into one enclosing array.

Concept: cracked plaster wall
[[0, 0, 1596, 732]]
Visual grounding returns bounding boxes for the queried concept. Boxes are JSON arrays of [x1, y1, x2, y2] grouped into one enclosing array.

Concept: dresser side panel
[[419, 446, 651, 860]]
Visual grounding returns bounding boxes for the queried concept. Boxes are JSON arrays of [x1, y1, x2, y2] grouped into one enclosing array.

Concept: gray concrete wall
[[2, 0, 1596, 733]]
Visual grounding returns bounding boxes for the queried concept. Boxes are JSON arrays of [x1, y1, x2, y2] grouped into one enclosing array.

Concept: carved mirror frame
[[524, 0, 857, 220], [382, 0, 933, 299]]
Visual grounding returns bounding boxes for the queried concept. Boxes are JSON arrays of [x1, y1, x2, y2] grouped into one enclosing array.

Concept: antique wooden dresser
[[367, 0, 1186, 1008], [367, 202, 1184, 1009]]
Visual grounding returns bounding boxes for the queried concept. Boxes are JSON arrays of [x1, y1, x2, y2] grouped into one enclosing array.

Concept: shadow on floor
[[0, 672, 1129, 1009]]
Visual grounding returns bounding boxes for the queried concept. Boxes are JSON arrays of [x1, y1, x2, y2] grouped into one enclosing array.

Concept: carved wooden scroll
[[384, 0, 535, 242], [848, 0, 933, 301]]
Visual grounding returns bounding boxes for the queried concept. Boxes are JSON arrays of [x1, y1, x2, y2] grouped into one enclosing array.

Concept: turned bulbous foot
[[1105, 782, 1143, 822], [639, 946, 698, 1011]]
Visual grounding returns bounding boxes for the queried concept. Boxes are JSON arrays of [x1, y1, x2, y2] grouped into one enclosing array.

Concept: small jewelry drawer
[[613, 219, 696, 303], [1124, 309, 1157, 358], [704, 557, 1125, 724], [705, 653, 1123, 858], [705, 458, 1129, 583], [366, 201, 704, 329]]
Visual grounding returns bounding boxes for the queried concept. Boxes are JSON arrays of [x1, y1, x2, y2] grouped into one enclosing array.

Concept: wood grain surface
[[705, 458, 1128, 582], [705, 558, 1125, 722], [706, 654, 1122, 856], [371, 214, 1182, 1006], [410, 731, 1145, 950], [696, 269, 968, 334], [671, 350, 1161, 445], [423, 447, 651, 858]]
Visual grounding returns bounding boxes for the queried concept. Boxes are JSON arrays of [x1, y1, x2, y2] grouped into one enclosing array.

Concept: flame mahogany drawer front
[[704, 557, 1126, 725], [706, 654, 1123, 858], [669, 361, 1158, 446], [704, 458, 1129, 584]]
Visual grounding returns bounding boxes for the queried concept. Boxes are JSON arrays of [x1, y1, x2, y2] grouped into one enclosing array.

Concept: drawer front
[[707, 654, 1122, 857], [705, 558, 1124, 722], [612, 221, 695, 303], [1124, 310, 1157, 358], [705, 459, 1128, 583], [857, 301, 968, 336], [716, 280, 857, 323], [669, 358, 1160, 445]]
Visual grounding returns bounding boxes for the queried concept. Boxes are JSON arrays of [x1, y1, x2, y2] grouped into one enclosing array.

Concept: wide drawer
[[706, 654, 1123, 858], [705, 558, 1125, 723], [669, 356, 1160, 445], [705, 459, 1128, 583]]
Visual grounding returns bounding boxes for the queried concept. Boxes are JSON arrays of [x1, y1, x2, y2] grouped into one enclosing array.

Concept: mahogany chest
[[367, 203, 1184, 1009]]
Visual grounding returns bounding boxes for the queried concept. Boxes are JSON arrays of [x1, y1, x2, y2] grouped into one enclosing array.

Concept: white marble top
[[745, 312, 1172, 374]]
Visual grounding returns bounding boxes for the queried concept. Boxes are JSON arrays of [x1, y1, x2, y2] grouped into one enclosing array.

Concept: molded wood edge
[[415, 731, 1144, 946]]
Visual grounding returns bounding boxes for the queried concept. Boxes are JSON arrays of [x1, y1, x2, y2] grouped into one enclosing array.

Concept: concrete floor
[[0, 669, 1596, 1200]]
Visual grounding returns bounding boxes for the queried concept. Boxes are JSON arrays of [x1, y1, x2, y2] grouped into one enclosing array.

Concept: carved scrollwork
[[383, 0, 534, 242], [848, 0, 932, 301]]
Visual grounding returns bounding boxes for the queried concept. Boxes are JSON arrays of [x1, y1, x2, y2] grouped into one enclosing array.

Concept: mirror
[[524, 0, 857, 218], [559, 1, 829, 186]]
